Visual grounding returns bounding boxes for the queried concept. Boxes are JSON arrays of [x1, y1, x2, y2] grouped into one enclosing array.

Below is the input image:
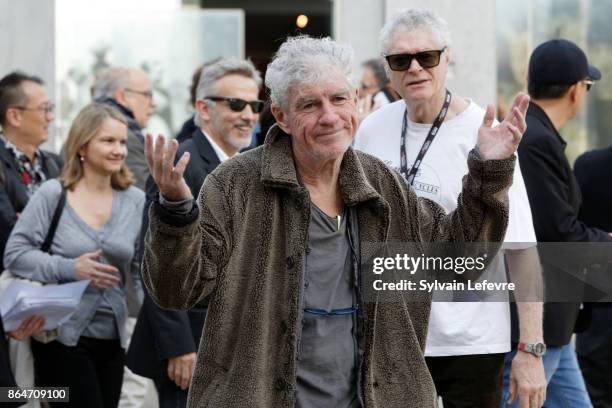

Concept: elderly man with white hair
[[141, 35, 529, 407], [355, 9, 546, 408]]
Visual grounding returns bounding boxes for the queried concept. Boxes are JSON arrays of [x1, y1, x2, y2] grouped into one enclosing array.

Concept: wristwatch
[[517, 341, 546, 357]]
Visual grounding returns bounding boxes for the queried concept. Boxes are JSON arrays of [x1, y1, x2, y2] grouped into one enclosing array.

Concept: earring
[[79, 155, 85, 162]]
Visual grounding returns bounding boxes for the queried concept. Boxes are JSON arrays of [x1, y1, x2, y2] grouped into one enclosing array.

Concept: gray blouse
[[3, 179, 145, 348]]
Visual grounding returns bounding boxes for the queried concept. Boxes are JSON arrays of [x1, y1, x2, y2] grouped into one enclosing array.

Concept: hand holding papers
[[0, 280, 89, 332]]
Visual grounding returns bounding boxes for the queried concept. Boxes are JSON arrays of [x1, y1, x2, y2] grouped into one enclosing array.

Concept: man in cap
[[503, 38, 612, 407]]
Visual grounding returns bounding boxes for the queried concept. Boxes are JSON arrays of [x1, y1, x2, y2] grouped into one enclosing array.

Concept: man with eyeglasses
[[505, 39, 612, 408], [0, 71, 62, 393], [355, 9, 546, 408], [127, 58, 262, 408], [93, 67, 157, 190]]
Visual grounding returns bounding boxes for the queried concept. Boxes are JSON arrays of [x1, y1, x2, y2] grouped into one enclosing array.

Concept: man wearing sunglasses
[[355, 9, 546, 408], [507, 39, 610, 408], [127, 58, 262, 408]]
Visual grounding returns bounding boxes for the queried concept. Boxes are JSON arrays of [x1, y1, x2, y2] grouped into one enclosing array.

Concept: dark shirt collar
[[261, 125, 381, 207], [95, 97, 142, 133], [528, 102, 567, 148]]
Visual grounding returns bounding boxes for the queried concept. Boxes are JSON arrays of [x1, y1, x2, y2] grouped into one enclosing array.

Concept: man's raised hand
[[145, 134, 193, 202], [477, 93, 530, 161]]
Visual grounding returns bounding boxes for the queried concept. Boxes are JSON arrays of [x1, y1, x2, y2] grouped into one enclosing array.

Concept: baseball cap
[[528, 39, 601, 88]]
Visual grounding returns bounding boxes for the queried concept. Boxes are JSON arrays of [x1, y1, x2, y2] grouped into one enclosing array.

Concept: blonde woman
[[4, 103, 145, 408]]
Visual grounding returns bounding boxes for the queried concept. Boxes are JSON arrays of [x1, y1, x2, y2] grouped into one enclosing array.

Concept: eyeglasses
[[125, 88, 154, 99], [13, 103, 55, 115], [304, 307, 358, 316], [204, 96, 264, 113], [583, 79, 594, 92], [385, 47, 447, 71]]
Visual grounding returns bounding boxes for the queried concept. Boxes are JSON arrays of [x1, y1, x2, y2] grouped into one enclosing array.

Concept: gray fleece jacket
[[142, 126, 515, 407]]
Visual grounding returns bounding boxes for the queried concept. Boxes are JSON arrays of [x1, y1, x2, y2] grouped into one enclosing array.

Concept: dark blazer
[[574, 146, 612, 232], [516, 102, 612, 346], [126, 129, 221, 379], [0, 143, 63, 271], [574, 146, 612, 313], [175, 116, 198, 144], [0, 142, 62, 390]]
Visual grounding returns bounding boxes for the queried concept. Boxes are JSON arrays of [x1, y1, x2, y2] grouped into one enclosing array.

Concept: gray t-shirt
[[296, 204, 359, 408]]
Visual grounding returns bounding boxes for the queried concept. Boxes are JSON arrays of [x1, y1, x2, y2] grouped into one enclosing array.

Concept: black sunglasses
[[385, 47, 446, 71], [205, 96, 264, 113]]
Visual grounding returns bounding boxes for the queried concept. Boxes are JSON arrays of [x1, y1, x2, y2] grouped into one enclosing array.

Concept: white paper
[[0, 280, 89, 332]]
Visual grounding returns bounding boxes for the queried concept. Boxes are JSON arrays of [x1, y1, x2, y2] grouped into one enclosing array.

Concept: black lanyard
[[400, 89, 451, 185]]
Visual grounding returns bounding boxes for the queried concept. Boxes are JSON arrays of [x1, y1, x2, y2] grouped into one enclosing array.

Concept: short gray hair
[[265, 35, 356, 111], [195, 58, 262, 102], [379, 9, 451, 55], [92, 67, 132, 100]]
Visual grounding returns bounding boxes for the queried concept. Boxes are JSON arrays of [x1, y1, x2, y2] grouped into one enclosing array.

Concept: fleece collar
[[260, 125, 382, 207]]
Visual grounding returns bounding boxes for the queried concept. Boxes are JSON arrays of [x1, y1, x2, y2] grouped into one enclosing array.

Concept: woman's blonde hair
[[61, 102, 134, 190]]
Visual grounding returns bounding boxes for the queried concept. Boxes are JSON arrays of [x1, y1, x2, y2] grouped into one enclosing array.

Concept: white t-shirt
[[373, 90, 392, 107], [354, 99, 536, 356]]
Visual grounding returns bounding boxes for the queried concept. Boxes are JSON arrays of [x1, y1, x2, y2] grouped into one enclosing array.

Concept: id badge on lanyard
[[399, 89, 451, 185]]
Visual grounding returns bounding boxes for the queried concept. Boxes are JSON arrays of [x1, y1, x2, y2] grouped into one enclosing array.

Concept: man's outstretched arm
[[141, 134, 230, 311], [506, 247, 546, 408]]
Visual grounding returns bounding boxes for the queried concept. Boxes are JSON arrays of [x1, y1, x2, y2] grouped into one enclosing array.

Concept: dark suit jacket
[[516, 102, 612, 346], [126, 129, 221, 379], [0, 142, 62, 389], [574, 146, 612, 313], [574, 146, 612, 232], [0, 143, 63, 271], [175, 116, 198, 144]]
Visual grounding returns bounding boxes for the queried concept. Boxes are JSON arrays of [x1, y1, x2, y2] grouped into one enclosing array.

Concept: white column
[[333, 0, 385, 75], [0, 0, 57, 148]]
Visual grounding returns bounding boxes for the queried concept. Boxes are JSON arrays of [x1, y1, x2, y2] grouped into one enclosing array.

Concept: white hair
[[194, 58, 262, 126], [379, 9, 451, 55], [265, 35, 357, 111], [92, 67, 133, 100]]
